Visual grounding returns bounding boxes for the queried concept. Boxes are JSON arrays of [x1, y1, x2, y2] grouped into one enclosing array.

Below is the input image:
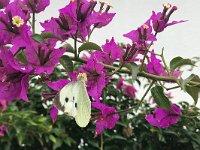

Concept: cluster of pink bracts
[[0, 0, 185, 137]]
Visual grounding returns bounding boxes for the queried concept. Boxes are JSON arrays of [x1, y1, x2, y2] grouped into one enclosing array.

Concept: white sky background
[[35, 0, 200, 107]]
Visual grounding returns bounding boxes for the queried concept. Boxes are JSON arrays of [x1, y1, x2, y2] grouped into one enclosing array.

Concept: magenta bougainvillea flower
[[8, 0, 31, 21], [162, 70, 182, 78], [151, 4, 186, 33], [50, 106, 58, 123], [91, 11, 115, 28], [0, 0, 10, 9], [124, 18, 156, 44], [117, 79, 137, 99], [121, 43, 139, 63], [92, 102, 119, 137], [41, 0, 115, 41], [58, 0, 97, 40], [5, 0, 30, 25], [41, 17, 76, 41], [0, 99, 7, 111], [23, 38, 66, 74], [145, 104, 181, 128], [0, 125, 7, 137], [23, 0, 50, 13], [47, 79, 70, 91], [146, 50, 163, 75], [0, 30, 8, 46], [47, 79, 70, 123], [0, 1, 30, 46], [90, 1, 115, 28], [0, 46, 32, 102], [94, 38, 124, 65], [80, 54, 109, 102]]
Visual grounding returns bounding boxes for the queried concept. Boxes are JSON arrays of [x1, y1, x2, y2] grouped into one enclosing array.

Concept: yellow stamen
[[12, 16, 24, 28], [163, 3, 171, 9], [77, 73, 87, 82], [143, 24, 149, 29]]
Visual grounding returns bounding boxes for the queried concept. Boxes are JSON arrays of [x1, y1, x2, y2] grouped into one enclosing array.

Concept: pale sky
[[35, 0, 200, 106]]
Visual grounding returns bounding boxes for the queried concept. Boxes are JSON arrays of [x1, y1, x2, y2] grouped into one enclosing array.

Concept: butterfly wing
[[59, 82, 77, 117], [74, 81, 91, 127]]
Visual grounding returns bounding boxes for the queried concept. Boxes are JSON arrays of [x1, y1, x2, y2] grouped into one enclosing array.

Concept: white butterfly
[[56, 73, 91, 127]]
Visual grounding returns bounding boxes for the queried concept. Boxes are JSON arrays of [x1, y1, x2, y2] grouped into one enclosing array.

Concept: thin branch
[[140, 43, 152, 72], [111, 80, 155, 115], [88, 26, 96, 42], [161, 48, 170, 75], [70, 35, 84, 43], [166, 85, 181, 91], [69, 56, 200, 88], [140, 26, 159, 71], [74, 29, 78, 58], [135, 80, 155, 111], [100, 133, 104, 150], [32, 12, 35, 34], [108, 63, 125, 76]]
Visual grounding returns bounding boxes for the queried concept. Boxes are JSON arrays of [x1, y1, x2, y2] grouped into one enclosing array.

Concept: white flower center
[[12, 16, 24, 28]]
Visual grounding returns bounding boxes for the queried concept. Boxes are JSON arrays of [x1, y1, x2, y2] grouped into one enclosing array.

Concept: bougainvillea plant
[[0, 0, 200, 149]]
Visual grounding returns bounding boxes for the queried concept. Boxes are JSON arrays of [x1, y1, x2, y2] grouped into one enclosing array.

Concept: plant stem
[[140, 28, 159, 72], [135, 80, 155, 111], [100, 133, 104, 150], [140, 43, 152, 72], [166, 85, 180, 91], [71, 35, 83, 43], [88, 26, 96, 42], [109, 63, 125, 76], [112, 80, 155, 115], [14, 47, 24, 56], [74, 30, 78, 58], [69, 56, 200, 88], [161, 48, 170, 75], [32, 12, 35, 34]]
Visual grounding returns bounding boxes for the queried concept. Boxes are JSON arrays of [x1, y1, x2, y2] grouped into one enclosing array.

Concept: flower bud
[[165, 5, 178, 23]]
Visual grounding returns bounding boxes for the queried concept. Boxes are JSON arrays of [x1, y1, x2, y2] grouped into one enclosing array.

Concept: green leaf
[[124, 63, 139, 81], [41, 32, 63, 41], [17, 133, 25, 146], [170, 56, 195, 71], [108, 135, 127, 141], [87, 140, 99, 148], [78, 42, 102, 53], [64, 137, 76, 146], [179, 74, 196, 91], [32, 32, 62, 43], [49, 135, 57, 143], [60, 55, 74, 72], [31, 34, 45, 43], [16, 52, 28, 65], [53, 138, 62, 150], [186, 85, 200, 105], [184, 75, 200, 104], [151, 86, 171, 110], [62, 43, 74, 53]]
